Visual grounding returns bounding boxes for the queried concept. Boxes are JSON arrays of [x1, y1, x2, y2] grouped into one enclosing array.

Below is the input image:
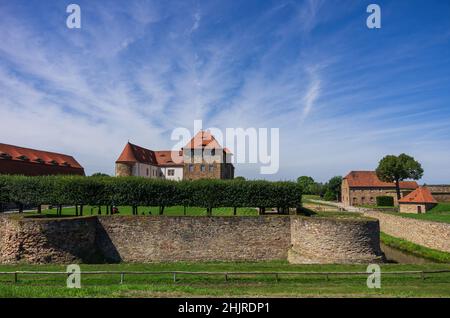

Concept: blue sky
[[0, 0, 449, 182]]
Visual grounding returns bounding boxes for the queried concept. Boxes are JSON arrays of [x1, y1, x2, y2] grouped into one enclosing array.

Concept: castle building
[[341, 171, 418, 206], [115, 131, 234, 180], [398, 187, 437, 214], [0, 143, 85, 176]]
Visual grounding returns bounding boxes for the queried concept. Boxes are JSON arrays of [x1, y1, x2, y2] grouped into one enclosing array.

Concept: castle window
[[209, 164, 214, 171], [211, 149, 215, 156], [146, 168, 149, 176], [189, 164, 194, 172], [201, 164, 206, 172], [168, 169, 175, 176]]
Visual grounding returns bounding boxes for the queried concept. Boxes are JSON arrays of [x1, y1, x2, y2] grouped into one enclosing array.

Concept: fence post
[[173, 272, 177, 283], [225, 274, 228, 282], [120, 273, 124, 284], [14, 272, 18, 283], [275, 274, 279, 283]]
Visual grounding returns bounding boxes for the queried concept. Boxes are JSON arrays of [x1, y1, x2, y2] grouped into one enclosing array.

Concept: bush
[[376, 196, 394, 207], [323, 190, 336, 201], [0, 176, 302, 212]]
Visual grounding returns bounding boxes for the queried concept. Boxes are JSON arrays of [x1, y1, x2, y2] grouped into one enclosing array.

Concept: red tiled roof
[[183, 130, 223, 149], [154, 150, 183, 166], [344, 171, 419, 189], [116, 142, 158, 165], [399, 187, 437, 204], [116, 143, 183, 167], [0, 143, 84, 176]]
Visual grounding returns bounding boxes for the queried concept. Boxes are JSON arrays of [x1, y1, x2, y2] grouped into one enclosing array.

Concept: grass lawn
[[1, 261, 450, 298], [25, 206, 258, 217], [381, 203, 450, 224]]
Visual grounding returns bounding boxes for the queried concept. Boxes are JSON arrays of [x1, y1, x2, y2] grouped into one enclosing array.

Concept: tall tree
[[376, 153, 424, 200], [327, 176, 343, 201], [297, 176, 315, 194]]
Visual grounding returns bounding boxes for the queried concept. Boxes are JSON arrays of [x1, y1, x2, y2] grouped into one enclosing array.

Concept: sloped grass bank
[[380, 232, 450, 263]]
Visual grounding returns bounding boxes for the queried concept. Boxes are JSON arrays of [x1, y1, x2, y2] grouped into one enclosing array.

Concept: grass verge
[[380, 232, 450, 263], [1, 261, 450, 298]]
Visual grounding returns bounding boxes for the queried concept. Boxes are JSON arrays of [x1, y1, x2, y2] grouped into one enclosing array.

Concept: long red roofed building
[[342, 171, 418, 206], [0, 143, 85, 176]]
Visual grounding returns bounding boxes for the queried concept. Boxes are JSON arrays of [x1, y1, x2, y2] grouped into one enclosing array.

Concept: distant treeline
[[0, 175, 302, 216]]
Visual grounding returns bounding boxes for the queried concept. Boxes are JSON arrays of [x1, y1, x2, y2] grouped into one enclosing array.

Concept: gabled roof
[[0, 143, 84, 176], [116, 142, 157, 165], [344, 171, 419, 189], [116, 143, 184, 167], [399, 187, 437, 204], [183, 130, 223, 149]]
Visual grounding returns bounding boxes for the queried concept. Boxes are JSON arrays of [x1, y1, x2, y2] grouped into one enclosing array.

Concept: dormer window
[[0, 152, 12, 159], [17, 155, 29, 161], [61, 161, 71, 167], [48, 160, 58, 165], [34, 158, 45, 164]]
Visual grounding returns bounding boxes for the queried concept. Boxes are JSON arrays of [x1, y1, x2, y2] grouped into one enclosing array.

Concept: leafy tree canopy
[[376, 153, 423, 199]]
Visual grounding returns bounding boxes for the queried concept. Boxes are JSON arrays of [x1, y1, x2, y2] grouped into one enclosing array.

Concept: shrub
[[323, 189, 335, 201], [0, 176, 302, 212], [376, 196, 394, 207]]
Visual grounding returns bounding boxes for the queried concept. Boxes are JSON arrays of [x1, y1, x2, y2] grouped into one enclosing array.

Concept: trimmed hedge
[[376, 196, 394, 207], [0, 175, 302, 215]]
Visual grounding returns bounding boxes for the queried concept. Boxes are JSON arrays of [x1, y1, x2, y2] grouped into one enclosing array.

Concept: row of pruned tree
[[0, 175, 302, 216]]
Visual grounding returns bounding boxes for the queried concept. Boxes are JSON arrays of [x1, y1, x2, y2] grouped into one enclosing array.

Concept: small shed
[[398, 187, 437, 214]]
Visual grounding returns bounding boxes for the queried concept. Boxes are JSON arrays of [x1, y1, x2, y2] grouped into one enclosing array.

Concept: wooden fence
[[1, 270, 450, 285]]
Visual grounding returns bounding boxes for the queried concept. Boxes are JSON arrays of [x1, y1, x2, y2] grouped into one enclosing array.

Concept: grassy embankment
[[385, 203, 450, 224], [380, 232, 450, 263], [1, 262, 450, 298]]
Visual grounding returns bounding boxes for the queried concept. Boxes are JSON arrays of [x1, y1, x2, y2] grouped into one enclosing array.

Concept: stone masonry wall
[[288, 217, 384, 264], [362, 210, 450, 253], [428, 185, 450, 202], [0, 215, 99, 264], [0, 214, 383, 264], [96, 216, 291, 262]]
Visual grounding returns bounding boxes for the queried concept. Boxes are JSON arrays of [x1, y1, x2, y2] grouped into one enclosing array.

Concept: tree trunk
[[75, 205, 78, 216], [184, 206, 186, 215], [80, 205, 83, 216], [395, 179, 401, 200], [98, 206, 102, 215], [37, 205, 42, 214], [233, 207, 237, 216]]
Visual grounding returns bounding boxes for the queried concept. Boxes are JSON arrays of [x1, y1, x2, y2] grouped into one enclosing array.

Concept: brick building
[[115, 131, 234, 180], [0, 143, 85, 176], [398, 187, 437, 214], [341, 171, 418, 206]]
